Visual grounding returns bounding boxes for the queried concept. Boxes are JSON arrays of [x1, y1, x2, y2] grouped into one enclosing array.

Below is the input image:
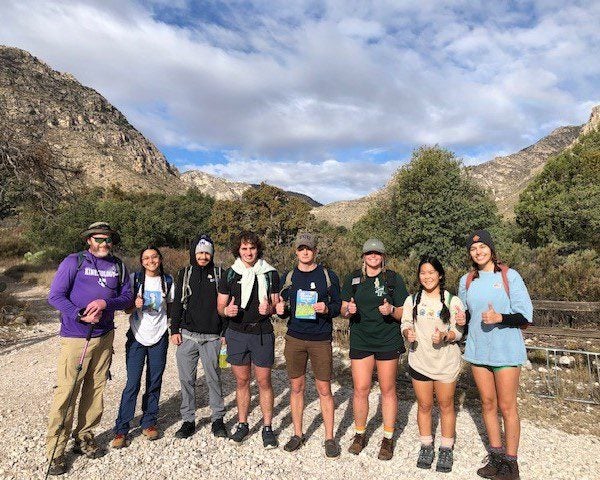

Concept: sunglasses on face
[[91, 236, 113, 244], [364, 251, 382, 256]]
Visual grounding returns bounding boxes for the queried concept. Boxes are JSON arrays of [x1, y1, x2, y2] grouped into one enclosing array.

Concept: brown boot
[[348, 433, 366, 455], [142, 426, 159, 441], [111, 434, 128, 449], [493, 458, 520, 480], [477, 451, 504, 478], [377, 437, 394, 461]]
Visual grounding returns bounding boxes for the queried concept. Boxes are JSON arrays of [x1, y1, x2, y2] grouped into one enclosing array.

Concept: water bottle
[[218, 344, 229, 368]]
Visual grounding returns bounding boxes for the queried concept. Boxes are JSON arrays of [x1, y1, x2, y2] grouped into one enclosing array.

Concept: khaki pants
[[46, 330, 114, 459]]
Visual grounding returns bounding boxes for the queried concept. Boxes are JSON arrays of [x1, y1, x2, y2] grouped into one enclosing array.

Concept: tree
[[352, 146, 500, 265], [515, 129, 600, 250]]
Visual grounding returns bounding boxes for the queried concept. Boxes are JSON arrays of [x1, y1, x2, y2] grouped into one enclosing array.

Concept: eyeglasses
[[91, 236, 113, 244]]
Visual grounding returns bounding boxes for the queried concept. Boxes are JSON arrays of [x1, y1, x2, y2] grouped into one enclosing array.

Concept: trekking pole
[[45, 322, 94, 480]]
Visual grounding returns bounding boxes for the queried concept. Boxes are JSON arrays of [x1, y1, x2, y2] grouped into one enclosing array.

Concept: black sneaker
[[262, 426, 278, 449], [47, 455, 67, 476], [325, 439, 341, 458], [477, 451, 504, 478], [174, 421, 195, 439], [230, 422, 250, 444], [417, 444, 435, 469], [436, 447, 454, 473], [211, 418, 228, 438]]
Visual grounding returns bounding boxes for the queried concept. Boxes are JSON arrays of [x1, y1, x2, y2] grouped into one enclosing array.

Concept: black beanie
[[466, 229, 495, 252]]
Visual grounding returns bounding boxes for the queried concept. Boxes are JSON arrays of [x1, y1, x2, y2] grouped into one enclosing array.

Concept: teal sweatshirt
[[458, 268, 533, 366]]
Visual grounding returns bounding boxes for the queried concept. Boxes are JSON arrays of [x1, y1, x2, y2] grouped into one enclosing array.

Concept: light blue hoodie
[[458, 268, 533, 366]]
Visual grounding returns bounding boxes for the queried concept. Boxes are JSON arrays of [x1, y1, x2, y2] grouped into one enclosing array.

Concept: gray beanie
[[195, 236, 214, 256]]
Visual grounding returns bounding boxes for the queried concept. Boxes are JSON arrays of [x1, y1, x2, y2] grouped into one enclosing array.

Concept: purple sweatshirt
[[48, 251, 133, 338]]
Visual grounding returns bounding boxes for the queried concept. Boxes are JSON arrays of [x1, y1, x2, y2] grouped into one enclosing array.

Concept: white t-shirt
[[129, 273, 174, 346]]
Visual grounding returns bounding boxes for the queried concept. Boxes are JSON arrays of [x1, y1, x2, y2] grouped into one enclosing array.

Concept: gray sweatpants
[[176, 329, 225, 423]]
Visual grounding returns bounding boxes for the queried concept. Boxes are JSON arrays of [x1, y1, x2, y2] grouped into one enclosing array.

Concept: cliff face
[[467, 125, 582, 218], [0, 45, 182, 193]]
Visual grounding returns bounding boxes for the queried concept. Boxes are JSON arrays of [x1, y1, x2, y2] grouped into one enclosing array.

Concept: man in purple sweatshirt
[[46, 222, 133, 476]]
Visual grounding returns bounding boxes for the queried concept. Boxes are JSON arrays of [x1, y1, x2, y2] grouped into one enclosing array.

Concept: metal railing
[[525, 346, 600, 405]]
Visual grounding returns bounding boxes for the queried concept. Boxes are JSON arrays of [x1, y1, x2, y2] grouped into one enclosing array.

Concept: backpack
[[279, 266, 333, 305], [133, 271, 173, 301], [465, 263, 528, 330], [76, 250, 126, 294], [180, 265, 222, 311], [223, 268, 276, 298], [351, 269, 397, 300]]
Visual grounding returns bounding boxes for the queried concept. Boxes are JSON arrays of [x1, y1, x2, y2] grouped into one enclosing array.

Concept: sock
[[489, 446, 504, 454], [440, 436, 454, 449], [355, 425, 366, 435], [420, 435, 433, 446], [505, 454, 518, 462], [263, 425, 272, 431], [383, 426, 394, 439], [238, 422, 248, 427]]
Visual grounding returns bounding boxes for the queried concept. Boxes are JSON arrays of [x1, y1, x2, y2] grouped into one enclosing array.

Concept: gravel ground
[[1, 282, 599, 480]]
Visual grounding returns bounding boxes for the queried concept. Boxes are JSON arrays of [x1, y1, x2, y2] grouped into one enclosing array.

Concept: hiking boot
[[142, 426, 159, 441], [47, 455, 67, 476], [230, 422, 250, 444], [284, 434, 305, 452], [111, 434, 128, 449], [211, 418, 228, 438], [348, 433, 366, 455], [436, 447, 454, 473], [262, 426, 278, 449], [493, 458, 520, 480], [477, 451, 504, 478], [72, 434, 104, 458], [174, 421, 195, 439], [417, 444, 435, 469], [325, 439, 341, 458], [378, 437, 394, 461]]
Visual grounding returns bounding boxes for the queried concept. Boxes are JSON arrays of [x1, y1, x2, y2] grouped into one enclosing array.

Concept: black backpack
[[75, 251, 126, 294]]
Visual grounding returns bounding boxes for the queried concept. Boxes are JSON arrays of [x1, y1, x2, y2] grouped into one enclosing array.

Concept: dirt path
[[0, 278, 599, 480]]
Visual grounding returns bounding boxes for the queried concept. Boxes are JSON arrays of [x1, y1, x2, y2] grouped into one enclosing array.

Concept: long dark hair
[[136, 246, 168, 300], [412, 255, 450, 325]]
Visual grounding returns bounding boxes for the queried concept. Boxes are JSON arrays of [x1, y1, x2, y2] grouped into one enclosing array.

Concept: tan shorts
[[284, 334, 332, 382]]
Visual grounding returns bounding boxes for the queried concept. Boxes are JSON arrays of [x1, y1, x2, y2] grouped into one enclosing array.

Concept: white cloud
[[0, 0, 598, 202]]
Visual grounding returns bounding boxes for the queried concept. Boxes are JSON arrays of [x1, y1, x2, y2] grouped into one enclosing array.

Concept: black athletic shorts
[[349, 348, 401, 361], [225, 328, 275, 368], [408, 365, 434, 382]]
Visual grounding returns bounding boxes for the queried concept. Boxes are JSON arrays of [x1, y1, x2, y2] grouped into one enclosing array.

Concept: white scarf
[[231, 258, 276, 309]]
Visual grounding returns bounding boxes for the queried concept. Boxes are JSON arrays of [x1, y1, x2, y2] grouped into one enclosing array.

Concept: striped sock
[[383, 426, 394, 439], [505, 454, 518, 461], [489, 446, 504, 454], [420, 435, 433, 446], [355, 426, 366, 435]]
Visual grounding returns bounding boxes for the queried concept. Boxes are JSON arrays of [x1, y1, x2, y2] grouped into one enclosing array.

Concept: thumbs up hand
[[135, 296, 144, 309], [275, 298, 286, 316], [378, 297, 394, 316], [259, 296, 271, 316], [313, 302, 328, 314], [346, 297, 357, 316], [454, 306, 466, 326], [482, 303, 502, 324], [403, 327, 417, 343], [432, 326, 445, 344], [225, 297, 238, 317]]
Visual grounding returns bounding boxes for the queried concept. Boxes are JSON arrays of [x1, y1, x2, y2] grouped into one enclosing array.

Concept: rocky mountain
[[181, 170, 322, 206], [467, 125, 582, 217], [0, 45, 182, 193], [312, 110, 599, 226], [0, 45, 321, 207]]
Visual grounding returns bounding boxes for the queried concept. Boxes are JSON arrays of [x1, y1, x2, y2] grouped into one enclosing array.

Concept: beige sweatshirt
[[401, 290, 464, 383]]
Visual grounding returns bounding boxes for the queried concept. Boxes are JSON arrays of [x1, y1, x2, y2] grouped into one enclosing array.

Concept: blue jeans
[[114, 330, 168, 435]]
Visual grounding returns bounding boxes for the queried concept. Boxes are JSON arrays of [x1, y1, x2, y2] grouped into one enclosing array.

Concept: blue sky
[[1, 0, 598, 203]]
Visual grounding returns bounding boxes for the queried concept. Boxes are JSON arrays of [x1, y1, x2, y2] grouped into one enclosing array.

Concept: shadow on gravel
[[0, 331, 57, 355]]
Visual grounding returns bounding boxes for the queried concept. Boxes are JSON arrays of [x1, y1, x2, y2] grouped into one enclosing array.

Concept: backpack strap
[[164, 274, 173, 297], [384, 270, 396, 300], [265, 270, 274, 298], [279, 270, 294, 301], [181, 266, 193, 310], [445, 291, 454, 309], [498, 263, 510, 296], [465, 270, 476, 291]]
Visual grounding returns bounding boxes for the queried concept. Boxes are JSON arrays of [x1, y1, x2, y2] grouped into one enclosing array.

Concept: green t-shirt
[[341, 270, 409, 352]]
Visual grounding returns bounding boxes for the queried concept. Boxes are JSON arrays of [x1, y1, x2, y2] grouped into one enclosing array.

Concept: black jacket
[[170, 237, 225, 336]]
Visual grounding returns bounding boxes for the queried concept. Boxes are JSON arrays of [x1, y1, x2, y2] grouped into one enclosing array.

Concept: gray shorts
[[225, 328, 275, 368]]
